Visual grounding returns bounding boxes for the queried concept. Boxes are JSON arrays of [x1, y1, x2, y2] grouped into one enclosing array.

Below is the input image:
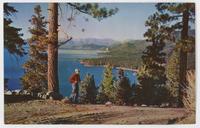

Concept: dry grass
[[179, 70, 196, 124], [183, 70, 195, 110], [5, 100, 188, 124]]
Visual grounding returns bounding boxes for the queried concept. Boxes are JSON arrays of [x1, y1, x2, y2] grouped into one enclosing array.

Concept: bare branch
[[58, 37, 72, 48]]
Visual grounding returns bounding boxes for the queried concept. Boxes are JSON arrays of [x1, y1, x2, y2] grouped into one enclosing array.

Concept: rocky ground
[[4, 98, 195, 124]]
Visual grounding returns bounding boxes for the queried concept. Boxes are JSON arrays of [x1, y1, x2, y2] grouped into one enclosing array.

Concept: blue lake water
[[4, 49, 138, 96]]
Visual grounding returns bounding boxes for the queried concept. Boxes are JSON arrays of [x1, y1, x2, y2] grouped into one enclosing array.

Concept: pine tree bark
[[178, 5, 189, 107], [47, 3, 59, 93]]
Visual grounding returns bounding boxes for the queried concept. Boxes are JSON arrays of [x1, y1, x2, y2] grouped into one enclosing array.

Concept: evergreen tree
[[21, 5, 48, 92], [4, 3, 26, 56], [156, 3, 195, 107], [97, 65, 115, 103], [96, 83, 108, 104], [114, 77, 132, 105], [133, 82, 143, 105], [79, 74, 97, 104], [136, 13, 168, 105]]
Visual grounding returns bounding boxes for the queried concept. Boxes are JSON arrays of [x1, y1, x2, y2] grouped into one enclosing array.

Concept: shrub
[[21, 5, 47, 93], [96, 65, 115, 103], [166, 49, 180, 105], [79, 74, 97, 104], [96, 84, 109, 104], [114, 77, 133, 105]]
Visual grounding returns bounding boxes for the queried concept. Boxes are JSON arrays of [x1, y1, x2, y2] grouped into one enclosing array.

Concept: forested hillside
[[81, 40, 177, 69]]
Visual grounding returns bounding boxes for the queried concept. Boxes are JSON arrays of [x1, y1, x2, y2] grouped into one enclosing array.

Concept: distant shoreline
[[80, 60, 138, 73]]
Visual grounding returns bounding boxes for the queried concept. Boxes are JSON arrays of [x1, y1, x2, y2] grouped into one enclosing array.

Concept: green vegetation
[[166, 49, 180, 105], [79, 74, 97, 104], [97, 65, 115, 103], [156, 3, 195, 107], [4, 3, 26, 56], [96, 65, 134, 105], [21, 5, 48, 92], [135, 12, 169, 105], [114, 77, 132, 105], [82, 40, 149, 68]]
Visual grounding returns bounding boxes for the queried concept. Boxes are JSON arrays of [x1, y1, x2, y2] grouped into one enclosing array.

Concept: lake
[[4, 49, 138, 96]]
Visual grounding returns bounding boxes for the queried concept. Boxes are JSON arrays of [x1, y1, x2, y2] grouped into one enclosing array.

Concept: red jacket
[[69, 73, 80, 84]]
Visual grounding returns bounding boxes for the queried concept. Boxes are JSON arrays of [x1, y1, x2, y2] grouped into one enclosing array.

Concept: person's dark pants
[[70, 84, 79, 103]]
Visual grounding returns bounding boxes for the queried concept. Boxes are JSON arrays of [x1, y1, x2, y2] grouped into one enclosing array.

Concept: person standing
[[69, 69, 81, 103]]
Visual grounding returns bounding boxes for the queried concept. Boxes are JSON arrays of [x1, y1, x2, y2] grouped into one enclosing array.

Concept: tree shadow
[[4, 95, 41, 104]]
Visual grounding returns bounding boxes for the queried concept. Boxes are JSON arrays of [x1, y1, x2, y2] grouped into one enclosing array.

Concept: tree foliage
[[79, 74, 97, 104], [97, 65, 115, 103], [67, 3, 118, 21], [21, 5, 48, 92], [166, 49, 180, 105], [114, 77, 132, 105], [82, 40, 148, 69], [4, 3, 26, 56], [136, 12, 168, 105], [156, 3, 195, 107]]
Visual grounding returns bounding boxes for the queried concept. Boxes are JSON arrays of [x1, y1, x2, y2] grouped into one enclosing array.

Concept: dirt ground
[[4, 99, 195, 124]]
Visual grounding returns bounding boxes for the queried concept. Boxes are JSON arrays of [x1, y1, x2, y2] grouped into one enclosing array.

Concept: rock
[[37, 92, 42, 98], [13, 89, 21, 95], [23, 90, 29, 95], [37, 92, 45, 99], [62, 97, 71, 104], [49, 96, 54, 100], [45, 94, 50, 99], [105, 101, 112, 107], [160, 103, 170, 108], [19, 90, 24, 95], [12, 91, 16, 95], [141, 104, 147, 107], [46, 91, 63, 100], [42, 94, 48, 99], [4, 90, 12, 95]]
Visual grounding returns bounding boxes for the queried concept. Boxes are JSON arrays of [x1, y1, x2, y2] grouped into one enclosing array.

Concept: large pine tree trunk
[[178, 5, 189, 107], [47, 3, 59, 93]]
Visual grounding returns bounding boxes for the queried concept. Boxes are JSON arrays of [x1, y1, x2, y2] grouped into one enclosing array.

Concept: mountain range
[[59, 38, 118, 50]]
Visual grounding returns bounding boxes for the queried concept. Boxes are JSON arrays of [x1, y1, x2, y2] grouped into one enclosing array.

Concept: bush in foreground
[[114, 77, 133, 105], [79, 74, 97, 104], [96, 65, 115, 103]]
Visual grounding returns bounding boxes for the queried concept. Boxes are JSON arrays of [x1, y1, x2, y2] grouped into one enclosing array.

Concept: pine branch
[[67, 3, 91, 16]]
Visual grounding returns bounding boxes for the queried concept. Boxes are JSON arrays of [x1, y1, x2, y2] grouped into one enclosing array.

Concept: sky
[[9, 3, 157, 41]]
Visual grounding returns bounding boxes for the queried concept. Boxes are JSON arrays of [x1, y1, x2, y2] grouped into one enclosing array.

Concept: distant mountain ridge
[[59, 38, 118, 50]]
